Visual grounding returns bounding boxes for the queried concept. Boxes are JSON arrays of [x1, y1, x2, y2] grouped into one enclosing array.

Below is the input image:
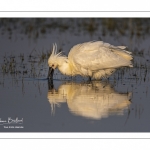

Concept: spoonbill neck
[[57, 58, 73, 76]]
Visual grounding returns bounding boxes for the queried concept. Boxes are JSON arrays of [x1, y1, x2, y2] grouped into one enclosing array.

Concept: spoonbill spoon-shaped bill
[[48, 41, 133, 80], [47, 67, 54, 79]]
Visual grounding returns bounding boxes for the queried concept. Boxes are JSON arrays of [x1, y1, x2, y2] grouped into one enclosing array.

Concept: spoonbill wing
[[69, 41, 133, 71]]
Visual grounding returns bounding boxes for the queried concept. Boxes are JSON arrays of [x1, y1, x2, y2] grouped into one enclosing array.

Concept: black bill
[[47, 67, 54, 80]]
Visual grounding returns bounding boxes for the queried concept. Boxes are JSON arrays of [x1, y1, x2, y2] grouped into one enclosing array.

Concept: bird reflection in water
[[47, 80, 131, 120]]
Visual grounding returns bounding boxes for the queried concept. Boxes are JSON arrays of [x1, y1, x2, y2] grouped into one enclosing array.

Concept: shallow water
[[0, 18, 150, 132]]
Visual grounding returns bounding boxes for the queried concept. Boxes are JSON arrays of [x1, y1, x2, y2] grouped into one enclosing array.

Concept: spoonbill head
[[48, 41, 133, 80]]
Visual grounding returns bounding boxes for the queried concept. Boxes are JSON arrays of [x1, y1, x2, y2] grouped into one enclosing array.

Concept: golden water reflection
[[47, 81, 131, 120]]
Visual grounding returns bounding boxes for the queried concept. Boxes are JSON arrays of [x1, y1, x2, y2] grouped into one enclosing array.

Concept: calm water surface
[[0, 18, 150, 132]]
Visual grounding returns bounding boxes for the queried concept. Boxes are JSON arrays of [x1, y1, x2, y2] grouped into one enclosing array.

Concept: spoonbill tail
[[48, 41, 133, 80]]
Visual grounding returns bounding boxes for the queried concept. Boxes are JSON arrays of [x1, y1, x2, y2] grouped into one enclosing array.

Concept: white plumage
[[48, 41, 133, 79]]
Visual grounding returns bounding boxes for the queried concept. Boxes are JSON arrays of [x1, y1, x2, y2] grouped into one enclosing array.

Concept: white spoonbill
[[47, 41, 133, 80]]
